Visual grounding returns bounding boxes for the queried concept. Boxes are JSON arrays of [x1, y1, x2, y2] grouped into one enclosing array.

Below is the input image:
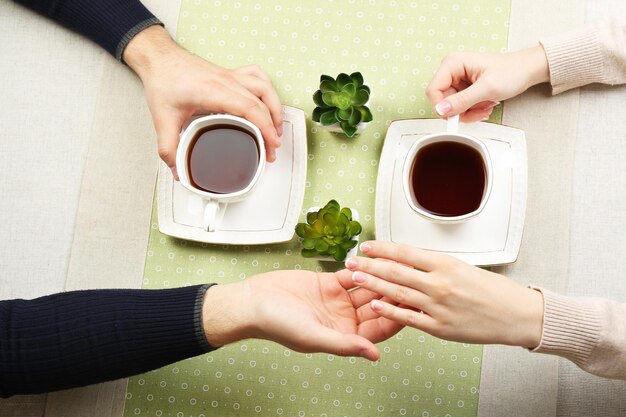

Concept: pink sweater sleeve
[[540, 15, 626, 94], [530, 287, 626, 379]]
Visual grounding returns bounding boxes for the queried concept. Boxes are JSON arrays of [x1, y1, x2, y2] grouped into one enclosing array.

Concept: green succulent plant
[[312, 72, 373, 137], [295, 200, 363, 261]]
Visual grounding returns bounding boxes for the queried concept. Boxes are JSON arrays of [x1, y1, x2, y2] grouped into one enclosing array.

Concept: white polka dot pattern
[[124, 0, 510, 416]]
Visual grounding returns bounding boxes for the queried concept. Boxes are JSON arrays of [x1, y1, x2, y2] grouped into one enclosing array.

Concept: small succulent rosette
[[312, 72, 373, 138], [295, 200, 362, 262]]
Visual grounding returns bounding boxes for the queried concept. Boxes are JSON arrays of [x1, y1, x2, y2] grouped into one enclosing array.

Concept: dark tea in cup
[[409, 141, 486, 217], [187, 124, 260, 194], [403, 131, 492, 223]]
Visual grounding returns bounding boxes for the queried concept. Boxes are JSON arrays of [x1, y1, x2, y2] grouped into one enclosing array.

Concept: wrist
[[123, 25, 180, 81], [522, 45, 551, 88], [201, 281, 254, 347], [514, 287, 544, 348]]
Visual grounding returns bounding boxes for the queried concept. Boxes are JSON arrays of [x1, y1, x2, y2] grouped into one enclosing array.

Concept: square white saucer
[[157, 106, 307, 245], [375, 119, 527, 266]]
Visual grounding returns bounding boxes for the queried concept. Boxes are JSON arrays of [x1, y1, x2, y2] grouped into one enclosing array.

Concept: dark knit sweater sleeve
[[13, 0, 162, 60], [0, 284, 217, 398]]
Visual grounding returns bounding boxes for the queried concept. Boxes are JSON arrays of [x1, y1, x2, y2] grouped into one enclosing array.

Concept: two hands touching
[[346, 241, 544, 349], [200, 269, 404, 361], [206, 240, 545, 360]]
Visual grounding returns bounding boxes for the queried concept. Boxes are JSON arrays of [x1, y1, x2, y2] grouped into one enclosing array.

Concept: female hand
[[426, 45, 550, 122], [345, 241, 544, 348], [123, 26, 283, 178], [201, 269, 403, 361]]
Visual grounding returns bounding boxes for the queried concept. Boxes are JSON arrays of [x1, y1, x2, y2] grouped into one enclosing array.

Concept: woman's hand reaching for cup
[[426, 45, 550, 122], [123, 25, 283, 179], [345, 241, 545, 348]]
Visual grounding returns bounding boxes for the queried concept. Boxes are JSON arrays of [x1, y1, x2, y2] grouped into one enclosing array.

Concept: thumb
[[305, 325, 380, 361], [435, 80, 492, 117], [154, 115, 184, 179]]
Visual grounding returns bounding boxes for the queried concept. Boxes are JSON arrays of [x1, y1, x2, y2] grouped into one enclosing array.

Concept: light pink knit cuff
[[540, 27, 605, 95], [529, 286, 602, 368]]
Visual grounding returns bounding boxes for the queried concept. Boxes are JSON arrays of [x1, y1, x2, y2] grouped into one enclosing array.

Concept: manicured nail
[[435, 101, 452, 116], [360, 242, 372, 253], [352, 271, 366, 284], [345, 257, 357, 269], [371, 300, 383, 311]]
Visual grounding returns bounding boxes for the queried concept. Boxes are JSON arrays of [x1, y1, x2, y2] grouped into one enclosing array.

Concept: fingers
[[426, 52, 497, 119], [350, 268, 431, 312], [234, 63, 272, 82], [300, 325, 380, 361], [355, 295, 396, 322], [355, 241, 442, 272], [462, 100, 500, 123], [357, 316, 404, 344], [153, 112, 187, 180], [425, 62, 455, 108], [235, 65, 284, 136], [200, 87, 280, 162], [349, 286, 383, 308], [335, 268, 357, 290], [370, 299, 437, 333], [434, 80, 493, 118]]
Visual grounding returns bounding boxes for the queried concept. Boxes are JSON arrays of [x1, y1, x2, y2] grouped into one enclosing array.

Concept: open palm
[[243, 269, 403, 361]]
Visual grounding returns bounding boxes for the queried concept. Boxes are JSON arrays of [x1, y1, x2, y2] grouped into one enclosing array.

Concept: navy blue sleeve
[[13, 0, 163, 60], [0, 284, 216, 398]]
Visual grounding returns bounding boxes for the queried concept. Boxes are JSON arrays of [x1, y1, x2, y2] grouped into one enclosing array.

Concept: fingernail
[[371, 300, 383, 311], [360, 242, 372, 253], [345, 257, 357, 269], [277, 124, 284, 137], [481, 116, 489, 121], [487, 101, 501, 109], [352, 271, 366, 284], [435, 101, 452, 116]]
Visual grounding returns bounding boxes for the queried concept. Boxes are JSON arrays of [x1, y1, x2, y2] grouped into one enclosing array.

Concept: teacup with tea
[[402, 115, 492, 223], [176, 114, 266, 232]]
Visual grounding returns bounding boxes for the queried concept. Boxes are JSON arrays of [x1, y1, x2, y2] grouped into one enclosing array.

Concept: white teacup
[[402, 115, 492, 223], [176, 115, 266, 232]]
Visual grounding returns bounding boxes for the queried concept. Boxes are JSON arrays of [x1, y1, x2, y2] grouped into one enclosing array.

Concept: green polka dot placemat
[[124, 1, 510, 416]]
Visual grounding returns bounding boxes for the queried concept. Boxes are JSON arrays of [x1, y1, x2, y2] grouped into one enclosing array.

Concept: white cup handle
[[203, 200, 220, 232], [446, 114, 459, 133]]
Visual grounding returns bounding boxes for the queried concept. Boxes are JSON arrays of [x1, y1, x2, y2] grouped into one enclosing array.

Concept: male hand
[[202, 269, 403, 361], [345, 241, 544, 348], [123, 25, 283, 179]]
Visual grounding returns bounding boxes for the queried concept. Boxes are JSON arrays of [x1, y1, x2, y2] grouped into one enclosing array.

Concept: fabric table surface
[[123, 1, 511, 417]]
